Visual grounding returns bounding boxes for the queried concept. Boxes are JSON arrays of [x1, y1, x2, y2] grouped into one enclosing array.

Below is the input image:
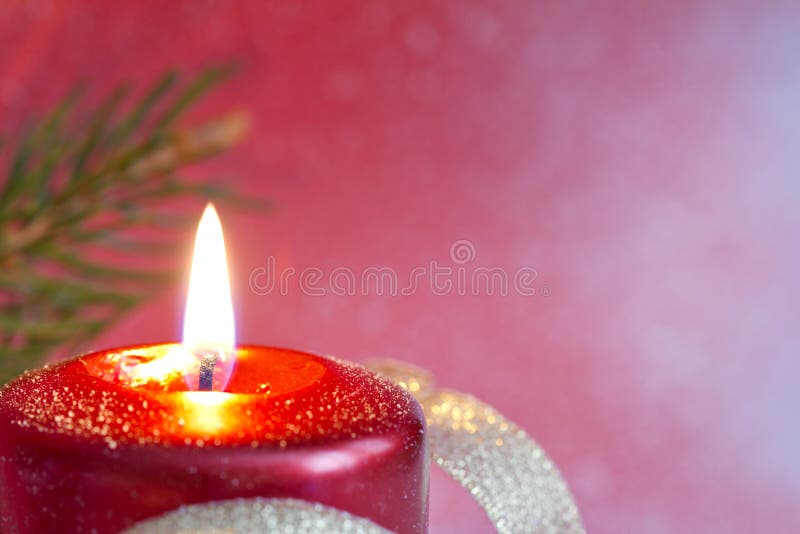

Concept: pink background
[[2, 1, 799, 532]]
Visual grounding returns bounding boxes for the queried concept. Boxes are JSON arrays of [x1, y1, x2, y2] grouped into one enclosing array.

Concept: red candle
[[0, 344, 428, 533], [0, 205, 429, 533]]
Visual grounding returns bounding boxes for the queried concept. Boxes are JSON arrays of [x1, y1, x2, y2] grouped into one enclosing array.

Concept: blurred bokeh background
[[2, 1, 799, 532]]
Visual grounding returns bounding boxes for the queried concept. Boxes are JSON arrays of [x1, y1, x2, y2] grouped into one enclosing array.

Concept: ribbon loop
[[369, 360, 585, 534]]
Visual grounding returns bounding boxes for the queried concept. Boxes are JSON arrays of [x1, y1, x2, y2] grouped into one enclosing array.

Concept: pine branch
[[0, 66, 260, 383]]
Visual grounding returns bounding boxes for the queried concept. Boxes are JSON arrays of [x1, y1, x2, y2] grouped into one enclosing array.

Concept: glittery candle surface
[[0, 345, 429, 534]]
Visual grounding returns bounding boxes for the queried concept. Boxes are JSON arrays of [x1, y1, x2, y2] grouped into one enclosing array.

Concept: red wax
[[0, 345, 429, 533]]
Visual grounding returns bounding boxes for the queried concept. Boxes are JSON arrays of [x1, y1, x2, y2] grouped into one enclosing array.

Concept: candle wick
[[198, 353, 218, 391]]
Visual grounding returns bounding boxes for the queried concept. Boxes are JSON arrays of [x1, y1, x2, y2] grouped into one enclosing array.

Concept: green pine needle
[[0, 66, 261, 383]]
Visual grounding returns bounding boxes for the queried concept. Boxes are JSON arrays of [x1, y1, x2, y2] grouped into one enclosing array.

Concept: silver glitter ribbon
[[123, 498, 392, 534], [368, 360, 585, 534], [127, 361, 585, 534]]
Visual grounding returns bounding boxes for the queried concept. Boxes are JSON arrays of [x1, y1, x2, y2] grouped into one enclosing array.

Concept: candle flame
[[112, 204, 237, 391], [184, 203, 235, 351], [180, 203, 236, 390]]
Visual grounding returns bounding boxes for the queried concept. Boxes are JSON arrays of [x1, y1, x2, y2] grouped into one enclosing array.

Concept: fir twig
[[0, 67, 259, 383]]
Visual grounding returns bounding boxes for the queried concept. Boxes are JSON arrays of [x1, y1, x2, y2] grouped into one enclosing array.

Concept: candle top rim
[[0, 344, 426, 451]]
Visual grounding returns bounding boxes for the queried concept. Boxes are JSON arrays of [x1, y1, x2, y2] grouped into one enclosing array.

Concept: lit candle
[[0, 205, 428, 533]]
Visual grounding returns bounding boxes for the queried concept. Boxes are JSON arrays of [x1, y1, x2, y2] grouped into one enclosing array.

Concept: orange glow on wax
[[176, 392, 236, 436]]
